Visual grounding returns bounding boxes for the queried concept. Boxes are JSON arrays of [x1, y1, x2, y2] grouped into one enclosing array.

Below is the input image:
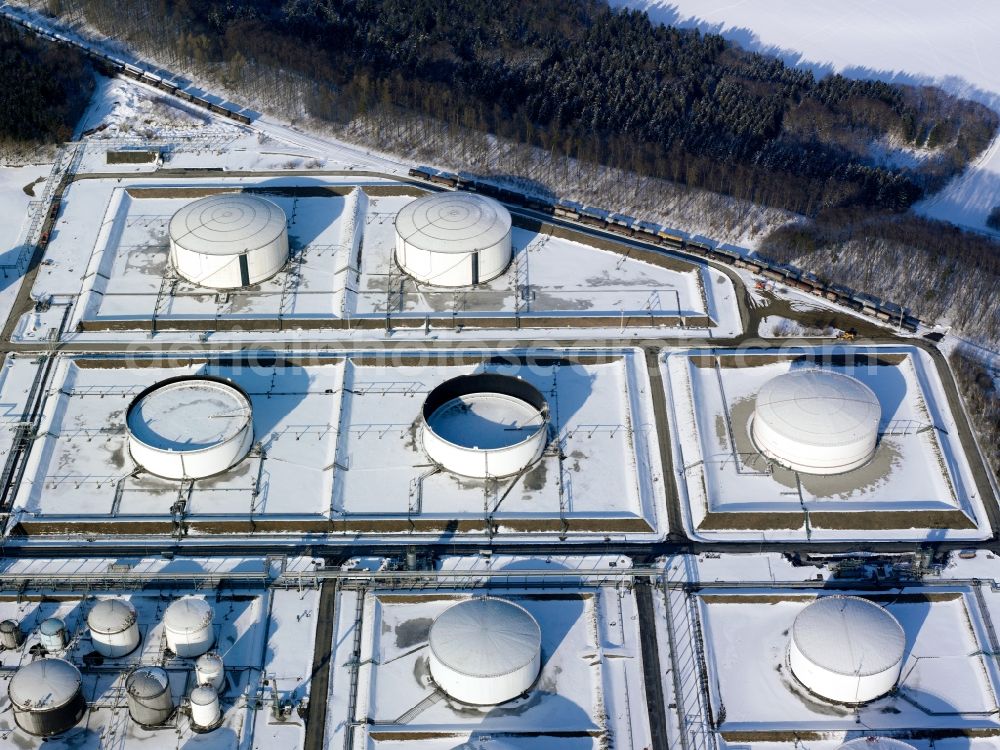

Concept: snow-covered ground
[[611, 0, 1000, 234]]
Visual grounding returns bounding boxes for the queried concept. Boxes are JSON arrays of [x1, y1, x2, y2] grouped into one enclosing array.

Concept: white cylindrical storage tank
[[752, 369, 881, 475], [421, 374, 549, 479], [428, 597, 541, 705], [838, 739, 917, 750], [9, 658, 87, 736], [88, 599, 140, 658], [39, 618, 67, 652], [395, 192, 512, 287], [169, 193, 288, 289], [189, 684, 222, 730], [125, 666, 175, 727], [195, 652, 225, 692], [0, 618, 24, 649], [164, 597, 214, 658], [126, 376, 254, 481], [789, 595, 905, 704]]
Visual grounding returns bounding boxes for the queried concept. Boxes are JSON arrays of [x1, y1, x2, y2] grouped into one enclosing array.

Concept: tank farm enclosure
[[0, 347, 668, 540], [18, 173, 742, 340]]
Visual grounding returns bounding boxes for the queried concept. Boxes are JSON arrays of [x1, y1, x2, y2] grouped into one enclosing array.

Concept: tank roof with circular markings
[[395, 192, 512, 254], [9, 658, 82, 710], [755, 370, 880, 449], [169, 194, 286, 257], [126, 376, 252, 453], [429, 597, 541, 679], [791, 595, 905, 677]]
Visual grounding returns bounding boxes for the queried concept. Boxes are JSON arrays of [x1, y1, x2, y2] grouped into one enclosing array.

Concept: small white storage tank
[[126, 376, 254, 480], [39, 618, 67, 651], [838, 739, 917, 750], [428, 597, 541, 705], [88, 599, 140, 658], [164, 597, 214, 658], [420, 374, 549, 479], [0, 618, 24, 649], [169, 193, 288, 289], [789, 595, 905, 704], [752, 369, 881, 475], [125, 666, 175, 726], [395, 192, 512, 287], [195, 652, 225, 691], [189, 684, 222, 730], [9, 658, 88, 736]]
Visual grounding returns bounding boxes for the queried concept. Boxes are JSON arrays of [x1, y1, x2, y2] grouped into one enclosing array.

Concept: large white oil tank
[[789, 595, 905, 704], [420, 374, 549, 479], [838, 739, 917, 750], [189, 684, 222, 730], [126, 375, 254, 480], [195, 652, 225, 692], [39, 618, 67, 652], [0, 618, 24, 649], [428, 597, 541, 705], [88, 599, 140, 658], [8, 658, 88, 736], [125, 666, 175, 727], [752, 369, 881, 475], [395, 192, 512, 287], [169, 193, 288, 289], [164, 597, 214, 658]]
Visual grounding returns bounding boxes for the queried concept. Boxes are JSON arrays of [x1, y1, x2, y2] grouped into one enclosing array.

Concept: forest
[[38, 0, 997, 216], [0, 22, 92, 159]]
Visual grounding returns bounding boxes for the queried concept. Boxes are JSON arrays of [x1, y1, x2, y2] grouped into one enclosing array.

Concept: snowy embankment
[[609, 0, 1000, 236]]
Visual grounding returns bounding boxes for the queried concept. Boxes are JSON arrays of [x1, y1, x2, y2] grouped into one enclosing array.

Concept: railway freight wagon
[[403, 161, 924, 332]]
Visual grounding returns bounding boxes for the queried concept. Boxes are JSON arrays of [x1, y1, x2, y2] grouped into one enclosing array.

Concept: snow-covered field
[[661, 345, 989, 542], [611, 0, 1000, 234]]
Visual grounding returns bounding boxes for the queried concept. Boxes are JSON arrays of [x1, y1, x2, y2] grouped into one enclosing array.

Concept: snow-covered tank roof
[[88, 599, 137, 634], [9, 658, 82, 709], [126, 376, 252, 453], [838, 739, 917, 750], [791, 596, 905, 677], [395, 192, 512, 254], [429, 598, 541, 678], [126, 667, 170, 699], [39, 618, 64, 636], [164, 597, 213, 634], [754, 370, 880, 450], [169, 194, 286, 257], [190, 685, 218, 705]]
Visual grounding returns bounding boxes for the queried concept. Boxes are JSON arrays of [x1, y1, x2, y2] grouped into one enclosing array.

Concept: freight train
[[0, 13, 253, 125], [409, 166, 921, 333]]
